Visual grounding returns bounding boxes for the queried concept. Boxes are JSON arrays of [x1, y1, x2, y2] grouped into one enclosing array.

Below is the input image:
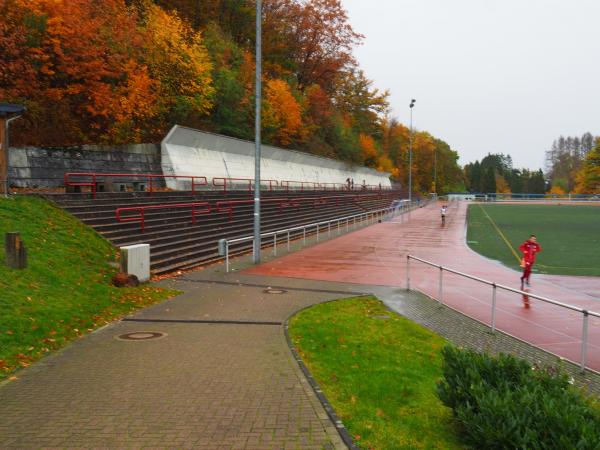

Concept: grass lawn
[[289, 296, 464, 449], [0, 196, 179, 380], [467, 203, 600, 276]]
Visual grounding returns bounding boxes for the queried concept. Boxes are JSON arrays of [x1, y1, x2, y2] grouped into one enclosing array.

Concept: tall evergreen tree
[[483, 166, 496, 193]]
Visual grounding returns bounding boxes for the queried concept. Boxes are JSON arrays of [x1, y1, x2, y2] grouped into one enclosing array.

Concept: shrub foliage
[[437, 346, 600, 449]]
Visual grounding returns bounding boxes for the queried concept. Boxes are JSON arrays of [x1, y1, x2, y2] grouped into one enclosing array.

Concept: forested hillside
[[0, 0, 465, 193]]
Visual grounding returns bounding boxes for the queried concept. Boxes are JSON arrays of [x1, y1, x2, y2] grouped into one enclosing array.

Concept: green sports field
[[466, 203, 600, 276]]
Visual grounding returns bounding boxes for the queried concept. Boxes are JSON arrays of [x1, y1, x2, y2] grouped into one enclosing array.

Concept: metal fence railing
[[218, 199, 431, 273], [406, 254, 600, 372]]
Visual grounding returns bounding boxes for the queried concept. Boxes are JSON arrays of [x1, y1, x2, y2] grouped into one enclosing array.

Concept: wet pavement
[[245, 201, 600, 371]]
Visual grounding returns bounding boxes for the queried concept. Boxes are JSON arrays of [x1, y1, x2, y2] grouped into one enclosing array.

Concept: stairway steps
[[47, 189, 402, 274]]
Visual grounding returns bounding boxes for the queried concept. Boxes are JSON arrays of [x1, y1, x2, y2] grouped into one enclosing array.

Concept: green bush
[[437, 346, 600, 449]]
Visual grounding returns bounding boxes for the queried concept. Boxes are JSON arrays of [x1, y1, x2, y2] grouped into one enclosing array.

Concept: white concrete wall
[[161, 126, 391, 190]]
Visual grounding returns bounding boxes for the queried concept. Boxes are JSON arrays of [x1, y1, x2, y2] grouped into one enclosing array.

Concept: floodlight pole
[[433, 147, 437, 194], [253, 0, 262, 264], [408, 99, 415, 202]]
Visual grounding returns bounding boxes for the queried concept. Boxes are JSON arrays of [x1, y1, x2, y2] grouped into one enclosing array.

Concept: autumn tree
[[574, 139, 600, 193], [262, 79, 306, 146], [334, 69, 389, 136], [140, 2, 214, 131], [1, 0, 154, 144]]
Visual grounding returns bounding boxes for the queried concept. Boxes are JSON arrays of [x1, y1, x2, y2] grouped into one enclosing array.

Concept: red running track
[[245, 201, 600, 371]]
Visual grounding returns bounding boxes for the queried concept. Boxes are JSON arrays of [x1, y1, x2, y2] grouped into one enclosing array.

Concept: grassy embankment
[[467, 203, 600, 276], [289, 296, 464, 449], [0, 196, 179, 380]]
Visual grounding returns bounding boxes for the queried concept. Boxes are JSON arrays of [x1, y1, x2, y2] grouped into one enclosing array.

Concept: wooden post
[[0, 118, 7, 195], [5, 232, 27, 269]]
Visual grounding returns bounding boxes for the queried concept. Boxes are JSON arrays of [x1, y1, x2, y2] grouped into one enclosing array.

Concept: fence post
[[580, 311, 589, 372], [328, 222, 331, 237], [273, 233, 277, 255], [225, 241, 229, 273], [406, 255, 411, 291], [303, 227, 306, 245], [491, 283, 497, 333], [438, 265, 444, 304], [287, 230, 290, 251], [316, 224, 319, 242], [4, 232, 27, 269]]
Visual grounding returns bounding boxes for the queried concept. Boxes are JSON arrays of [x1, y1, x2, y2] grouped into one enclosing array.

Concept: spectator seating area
[[48, 187, 402, 274]]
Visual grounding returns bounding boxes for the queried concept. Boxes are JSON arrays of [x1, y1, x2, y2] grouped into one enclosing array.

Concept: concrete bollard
[[120, 244, 150, 282]]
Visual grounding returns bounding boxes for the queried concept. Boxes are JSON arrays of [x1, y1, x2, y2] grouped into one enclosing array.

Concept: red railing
[[65, 172, 393, 198], [319, 182, 349, 191], [212, 177, 278, 193], [112, 191, 392, 231], [280, 180, 323, 192], [64, 173, 208, 199], [216, 198, 286, 221], [115, 202, 211, 232]]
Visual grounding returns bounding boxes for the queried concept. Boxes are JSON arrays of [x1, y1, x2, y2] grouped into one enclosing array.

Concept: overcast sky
[[342, 0, 600, 169]]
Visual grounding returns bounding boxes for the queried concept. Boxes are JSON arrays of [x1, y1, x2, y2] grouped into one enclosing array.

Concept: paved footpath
[[246, 200, 600, 372], [0, 270, 369, 449]]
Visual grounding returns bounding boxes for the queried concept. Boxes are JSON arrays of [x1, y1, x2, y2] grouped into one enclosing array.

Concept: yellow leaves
[[359, 133, 378, 165], [548, 185, 566, 195], [495, 175, 511, 194], [263, 79, 306, 146], [376, 155, 394, 174], [142, 3, 214, 115]]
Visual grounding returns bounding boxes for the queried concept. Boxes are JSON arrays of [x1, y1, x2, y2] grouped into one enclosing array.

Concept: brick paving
[[0, 272, 358, 449]]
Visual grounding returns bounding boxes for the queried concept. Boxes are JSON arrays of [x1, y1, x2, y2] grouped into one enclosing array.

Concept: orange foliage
[[548, 185, 567, 196], [376, 155, 396, 176], [359, 133, 378, 167], [1, 0, 213, 145], [262, 79, 306, 146]]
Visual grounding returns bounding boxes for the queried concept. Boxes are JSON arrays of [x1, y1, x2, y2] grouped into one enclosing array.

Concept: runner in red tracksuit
[[519, 235, 541, 288]]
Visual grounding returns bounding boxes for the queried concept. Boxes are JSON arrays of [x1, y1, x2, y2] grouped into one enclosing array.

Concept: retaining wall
[[8, 144, 161, 188], [8, 126, 392, 189], [161, 126, 391, 190]]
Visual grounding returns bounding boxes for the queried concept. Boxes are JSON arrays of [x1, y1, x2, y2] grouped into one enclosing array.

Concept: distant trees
[[574, 138, 600, 193], [546, 132, 596, 192], [464, 153, 545, 194]]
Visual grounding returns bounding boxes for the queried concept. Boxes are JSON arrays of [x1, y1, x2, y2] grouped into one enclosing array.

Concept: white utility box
[[120, 244, 150, 282]]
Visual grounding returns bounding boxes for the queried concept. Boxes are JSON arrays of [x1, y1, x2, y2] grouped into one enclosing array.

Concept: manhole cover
[[117, 331, 166, 341], [264, 288, 287, 294]]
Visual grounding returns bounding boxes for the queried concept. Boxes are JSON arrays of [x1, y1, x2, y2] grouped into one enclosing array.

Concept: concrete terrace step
[[72, 197, 393, 233], [100, 201, 391, 244], [48, 190, 403, 273], [104, 202, 388, 255]]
